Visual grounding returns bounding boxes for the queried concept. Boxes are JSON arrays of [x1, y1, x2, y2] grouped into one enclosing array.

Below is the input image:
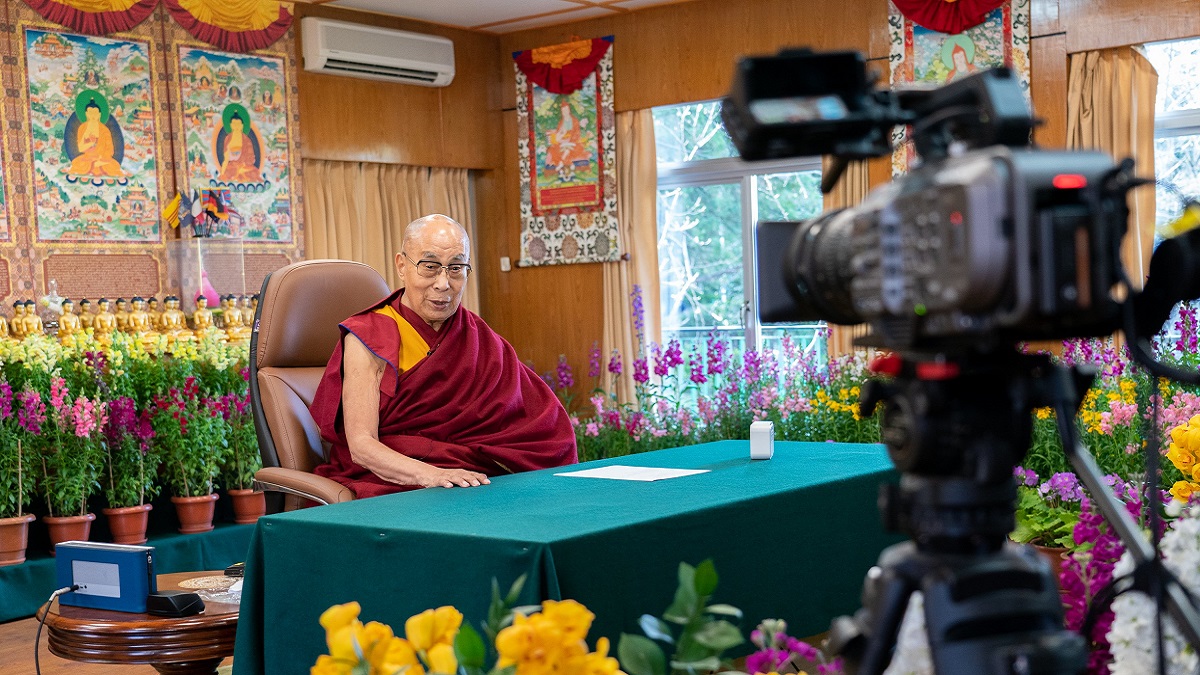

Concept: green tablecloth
[[233, 441, 901, 675]]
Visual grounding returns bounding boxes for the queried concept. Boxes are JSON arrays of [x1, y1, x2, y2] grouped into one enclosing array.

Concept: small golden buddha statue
[[223, 294, 251, 343], [57, 298, 82, 343], [160, 296, 193, 342], [9, 302, 27, 340], [127, 296, 155, 335], [0, 311, 9, 341], [93, 298, 118, 341], [77, 299, 95, 331], [147, 297, 163, 332], [114, 298, 131, 333], [192, 295, 217, 337], [22, 301, 44, 339]]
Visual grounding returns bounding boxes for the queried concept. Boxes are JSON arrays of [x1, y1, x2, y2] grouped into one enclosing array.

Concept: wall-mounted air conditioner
[[301, 17, 455, 87]]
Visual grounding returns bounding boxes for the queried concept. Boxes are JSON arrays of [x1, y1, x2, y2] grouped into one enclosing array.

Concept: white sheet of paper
[[555, 465, 710, 482]]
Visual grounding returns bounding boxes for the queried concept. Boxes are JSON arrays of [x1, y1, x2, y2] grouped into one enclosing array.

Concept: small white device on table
[[750, 420, 774, 459]]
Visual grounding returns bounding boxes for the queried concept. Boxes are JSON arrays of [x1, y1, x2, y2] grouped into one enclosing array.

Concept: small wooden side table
[[37, 571, 239, 675]]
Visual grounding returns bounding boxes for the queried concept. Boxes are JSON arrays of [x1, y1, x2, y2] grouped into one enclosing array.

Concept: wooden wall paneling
[[497, 0, 888, 113], [1060, 0, 1200, 53], [294, 4, 500, 169], [475, 112, 603, 380], [1031, 33, 1068, 149], [1031, 0, 1061, 36]]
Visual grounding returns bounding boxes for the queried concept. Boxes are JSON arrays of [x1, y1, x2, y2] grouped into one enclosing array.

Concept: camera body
[[726, 50, 1136, 349], [757, 146, 1129, 348]]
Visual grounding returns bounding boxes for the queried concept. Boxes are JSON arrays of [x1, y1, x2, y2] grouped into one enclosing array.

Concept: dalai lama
[[309, 214, 578, 497]]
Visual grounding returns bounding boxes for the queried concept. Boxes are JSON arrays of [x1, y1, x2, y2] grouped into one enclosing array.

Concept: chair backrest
[[249, 259, 391, 473]]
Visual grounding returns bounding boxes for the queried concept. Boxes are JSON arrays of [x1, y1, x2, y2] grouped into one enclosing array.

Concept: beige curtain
[[303, 161, 480, 313], [822, 157, 871, 359], [601, 109, 660, 404], [1067, 47, 1158, 290]]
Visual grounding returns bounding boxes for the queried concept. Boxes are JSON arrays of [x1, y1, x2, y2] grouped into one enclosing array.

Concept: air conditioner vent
[[302, 17, 455, 87]]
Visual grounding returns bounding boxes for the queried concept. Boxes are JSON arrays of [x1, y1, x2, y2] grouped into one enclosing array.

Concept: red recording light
[[949, 211, 963, 226], [1052, 174, 1088, 189]]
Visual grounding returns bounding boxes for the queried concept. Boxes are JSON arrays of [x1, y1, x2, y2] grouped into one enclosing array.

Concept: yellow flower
[[311, 654, 354, 675], [1035, 407, 1052, 420], [582, 637, 625, 675], [405, 606, 463, 652], [541, 599, 595, 643], [1168, 443, 1196, 475], [1170, 480, 1200, 502], [426, 642, 457, 675], [321, 602, 362, 633]]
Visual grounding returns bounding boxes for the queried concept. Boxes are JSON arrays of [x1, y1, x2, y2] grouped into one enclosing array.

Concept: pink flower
[[632, 357, 649, 384], [607, 351, 623, 377], [584, 422, 599, 437]]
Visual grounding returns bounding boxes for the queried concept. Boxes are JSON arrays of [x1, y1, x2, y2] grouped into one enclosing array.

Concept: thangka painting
[[24, 29, 161, 241], [177, 46, 293, 242], [888, 0, 1030, 174], [514, 37, 619, 267]]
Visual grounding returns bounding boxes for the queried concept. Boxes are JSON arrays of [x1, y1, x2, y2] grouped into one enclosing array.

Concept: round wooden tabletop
[[38, 571, 240, 675]]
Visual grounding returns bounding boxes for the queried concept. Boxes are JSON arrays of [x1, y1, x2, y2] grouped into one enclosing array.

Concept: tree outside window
[[653, 101, 824, 360]]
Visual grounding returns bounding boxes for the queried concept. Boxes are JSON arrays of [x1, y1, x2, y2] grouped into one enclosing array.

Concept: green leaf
[[669, 656, 722, 673], [691, 620, 744, 651], [664, 563, 699, 623], [505, 575, 528, 606], [693, 559, 718, 597], [638, 614, 675, 643], [704, 604, 742, 618], [454, 623, 487, 670], [618, 634, 667, 675]]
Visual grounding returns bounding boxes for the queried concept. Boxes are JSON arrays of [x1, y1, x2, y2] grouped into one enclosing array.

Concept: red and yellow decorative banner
[[890, 0, 1007, 35], [514, 37, 619, 267], [20, 0, 292, 52]]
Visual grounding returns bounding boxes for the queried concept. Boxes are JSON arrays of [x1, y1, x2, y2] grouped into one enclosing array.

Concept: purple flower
[[650, 342, 667, 378], [688, 349, 707, 384], [556, 355, 574, 390], [588, 342, 602, 378], [706, 332, 728, 376], [607, 351, 623, 377], [742, 349, 762, 383], [1038, 472, 1084, 504], [16, 390, 45, 435], [664, 339, 683, 370], [632, 357, 649, 384], [1013, 466, 1038, 487], [630, 284, 646, 350], [0, 381, 11, 421]]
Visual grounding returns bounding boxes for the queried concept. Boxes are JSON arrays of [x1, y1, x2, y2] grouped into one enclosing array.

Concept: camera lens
[[787, 209, 863, 325]]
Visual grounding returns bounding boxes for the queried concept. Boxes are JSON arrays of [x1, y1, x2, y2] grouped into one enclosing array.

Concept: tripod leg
[[829, 542, 922, 675]]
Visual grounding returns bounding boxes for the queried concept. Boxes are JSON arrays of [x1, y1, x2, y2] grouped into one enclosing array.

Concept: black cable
[[34, 584, 79, 675]]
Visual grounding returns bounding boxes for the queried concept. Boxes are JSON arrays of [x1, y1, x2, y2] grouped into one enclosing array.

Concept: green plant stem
[[17, 439, 23, 518]]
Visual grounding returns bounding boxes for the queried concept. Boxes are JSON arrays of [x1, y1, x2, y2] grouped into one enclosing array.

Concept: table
[[39, 571, 239, 675], [233, 441, 902, 675]]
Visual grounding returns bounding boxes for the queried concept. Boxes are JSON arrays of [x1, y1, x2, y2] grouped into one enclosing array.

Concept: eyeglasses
[[403, 252, 472, 279]]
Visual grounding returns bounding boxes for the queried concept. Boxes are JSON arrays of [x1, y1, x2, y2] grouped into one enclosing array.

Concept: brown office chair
[[249, 259, 391, 510]]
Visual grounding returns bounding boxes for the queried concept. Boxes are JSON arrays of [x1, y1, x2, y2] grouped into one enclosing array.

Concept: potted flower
[[101, 395, 160, 544], [218, 389, 264, 523], [39, 377, 107, 549], [0, 381, 39, 565], [1010, 467, 1085, 582], [153, 377, 228, 533]]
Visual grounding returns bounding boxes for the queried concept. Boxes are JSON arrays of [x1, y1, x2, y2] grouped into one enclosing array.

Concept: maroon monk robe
[[310, 289, 578, 498]]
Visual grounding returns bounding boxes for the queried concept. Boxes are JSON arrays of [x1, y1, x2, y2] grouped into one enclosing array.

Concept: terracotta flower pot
[[0, 514, 36, 566], [227, 489, 266, 524], [172, 494, 219, 534], [1033, 543, 1069, 589], [103, 504, 153, 545], [43, 513, 97, 553]]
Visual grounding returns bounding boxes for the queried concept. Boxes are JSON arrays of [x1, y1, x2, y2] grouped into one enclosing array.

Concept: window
[[653, 101, 824, 359], [1145, 39, 1200, 230]]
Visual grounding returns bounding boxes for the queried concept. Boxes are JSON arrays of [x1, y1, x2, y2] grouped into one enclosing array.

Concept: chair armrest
[[253, 467, 354, 506]]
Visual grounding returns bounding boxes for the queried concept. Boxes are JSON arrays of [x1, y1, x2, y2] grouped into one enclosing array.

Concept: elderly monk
[[310, 214, 577, 497]]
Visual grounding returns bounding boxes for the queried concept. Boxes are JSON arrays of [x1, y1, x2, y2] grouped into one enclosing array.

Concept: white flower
[[1109, 516, 1200, 674]]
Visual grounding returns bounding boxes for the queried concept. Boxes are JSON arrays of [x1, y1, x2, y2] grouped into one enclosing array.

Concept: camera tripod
[[827, 350, 1096, 674]]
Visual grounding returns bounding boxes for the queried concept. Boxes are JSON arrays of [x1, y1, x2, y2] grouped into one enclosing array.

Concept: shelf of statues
[[0, 293, 259, 348]]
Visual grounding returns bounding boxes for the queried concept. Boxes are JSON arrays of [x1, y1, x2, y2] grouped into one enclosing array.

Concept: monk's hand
[[421, 467, 491, 489]]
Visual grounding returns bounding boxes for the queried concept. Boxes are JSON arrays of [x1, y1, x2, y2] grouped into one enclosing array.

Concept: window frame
[[657, 153, 823, 352]]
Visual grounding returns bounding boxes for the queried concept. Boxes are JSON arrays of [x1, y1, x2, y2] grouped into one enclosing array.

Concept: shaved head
[[402, 214, 470, 259]]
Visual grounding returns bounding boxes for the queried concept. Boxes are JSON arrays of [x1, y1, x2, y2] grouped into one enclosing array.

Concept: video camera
[[722, 50, 1141, 349], [722, 49, 1200, 674]]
